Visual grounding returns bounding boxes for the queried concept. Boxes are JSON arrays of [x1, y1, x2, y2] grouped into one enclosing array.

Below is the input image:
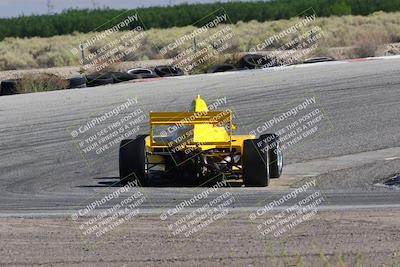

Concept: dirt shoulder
[[0, 59, 170, 81], [1, 209, 399, 266]]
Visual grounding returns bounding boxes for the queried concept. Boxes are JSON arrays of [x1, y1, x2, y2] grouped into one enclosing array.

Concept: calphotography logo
[[69, 97, 146, 165], [249, 14, 317, 53], [71, 181, 145, 238], [249, 97, 317, 135], [248, 95, 331, 153], [160, 180, 236, 238], [70, 13, 146, 73], [160, 13, 228, 55], [249, 180, 325, 238], [247, 11, 327, 69], [74, 14, 139, 52], [158, 9, 237, 73]]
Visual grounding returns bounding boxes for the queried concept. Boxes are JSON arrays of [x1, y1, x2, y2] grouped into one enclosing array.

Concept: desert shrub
[[16, 73, 69, 93], [311, 47, 330, 57], [354, 30, 389, 57], [0, 51, 38, 70], [188, 53, 243, 75], [1, 0, 400, 40], [36, 51, 77, 68], [1, 11, 400, 70]]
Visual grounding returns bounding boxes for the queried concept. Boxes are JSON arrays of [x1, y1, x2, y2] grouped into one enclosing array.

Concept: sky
[[0, 0, 257, 18]]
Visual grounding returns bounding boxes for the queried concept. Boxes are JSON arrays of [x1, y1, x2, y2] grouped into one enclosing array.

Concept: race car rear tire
[[259, 134, 283, 179], [119, 135, 148, 186], [242, 139, 270, 187]]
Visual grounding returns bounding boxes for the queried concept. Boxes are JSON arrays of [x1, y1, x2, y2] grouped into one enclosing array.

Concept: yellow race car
[[119, 95, 283, 187]]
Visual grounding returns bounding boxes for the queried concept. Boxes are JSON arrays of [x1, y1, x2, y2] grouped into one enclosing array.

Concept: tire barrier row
[[0, 55, 334, 95]]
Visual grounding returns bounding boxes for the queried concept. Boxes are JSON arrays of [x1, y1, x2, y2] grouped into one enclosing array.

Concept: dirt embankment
[[1, 42, 399, 82]]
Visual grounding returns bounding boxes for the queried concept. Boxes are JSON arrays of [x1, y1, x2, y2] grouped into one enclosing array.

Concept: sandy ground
[[1, 209, 399, 267]]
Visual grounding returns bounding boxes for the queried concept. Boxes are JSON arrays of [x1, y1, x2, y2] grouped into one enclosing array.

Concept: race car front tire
[[119, 135, 148, 186], [242, 139, 270, 187]]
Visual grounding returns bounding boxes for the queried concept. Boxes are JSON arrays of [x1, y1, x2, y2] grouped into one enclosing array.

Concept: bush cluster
[[0, 11, 399, 70], [0, 0, 400, 40]]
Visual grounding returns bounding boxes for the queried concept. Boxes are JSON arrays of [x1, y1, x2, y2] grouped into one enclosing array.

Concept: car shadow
[[77, 177, 124, 188], [77, 176, 243, 188]]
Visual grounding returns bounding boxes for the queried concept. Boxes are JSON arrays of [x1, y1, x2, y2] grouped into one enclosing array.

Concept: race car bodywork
[[119, 95, 283, 186]]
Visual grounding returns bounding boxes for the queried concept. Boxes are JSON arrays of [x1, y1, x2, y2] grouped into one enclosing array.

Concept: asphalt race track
[[1, 57, 400, 216]]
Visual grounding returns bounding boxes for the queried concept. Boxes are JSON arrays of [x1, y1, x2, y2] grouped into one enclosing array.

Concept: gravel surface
[[1, 210, 399, 266]]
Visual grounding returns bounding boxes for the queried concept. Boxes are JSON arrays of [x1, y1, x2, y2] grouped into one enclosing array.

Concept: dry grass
[[354, 30, 390, 57], [187, 52, 243, 74], [0, 11, 400, 71], [16, 73, 69, 93]]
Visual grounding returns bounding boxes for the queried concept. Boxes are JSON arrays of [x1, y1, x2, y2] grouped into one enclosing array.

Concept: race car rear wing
[[149, 111, 233, 148]]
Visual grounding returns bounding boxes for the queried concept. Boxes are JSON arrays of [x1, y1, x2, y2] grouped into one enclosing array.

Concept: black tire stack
[[0, 80, 19, 96], [85, 73, 114, 87], [207, 64, 237, 73], [154, 65, 184, 77], [68, 76, 87, 89], [110, 72, 137, 83], [239, 54, 273, 69], [127, 68, 158, 79]]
